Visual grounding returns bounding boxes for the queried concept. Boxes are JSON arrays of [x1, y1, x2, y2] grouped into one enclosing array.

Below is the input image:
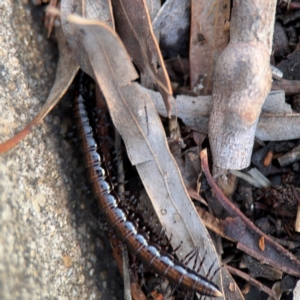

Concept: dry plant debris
[[209, 0, 276, 170], [2, 0, 300, 299], [66, 14, 222, 297], [189, 0, 230, 95], [111, 0, 173, 117]]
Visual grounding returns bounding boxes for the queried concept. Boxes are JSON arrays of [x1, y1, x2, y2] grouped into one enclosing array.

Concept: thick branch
[[209, 0, 276, 170]]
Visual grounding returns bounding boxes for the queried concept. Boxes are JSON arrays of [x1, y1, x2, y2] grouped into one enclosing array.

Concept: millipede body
[[73, 91, 222, 298]]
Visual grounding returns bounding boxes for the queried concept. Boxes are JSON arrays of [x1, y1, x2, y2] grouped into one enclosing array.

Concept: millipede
[[73, 82, 222, 298]]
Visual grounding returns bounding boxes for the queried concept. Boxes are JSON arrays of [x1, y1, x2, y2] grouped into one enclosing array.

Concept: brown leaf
[[67, 15, 223, 295], [196, 206, 245, 299], [196, 206, 233, 240], [111, 0, 172, 117], [220, 268, 246, 300], [0, 3, 111, 297], [144, 0, 160, 21], [187, 187, 208, 206], [241, 256, 282, 280], [223, 217, 247, 241], [196, 206, 283, 298], [0, 26, 79, 153], [201, 149, 300, 278], [190, 0, 230, 94], [61, 0, 114, 78]]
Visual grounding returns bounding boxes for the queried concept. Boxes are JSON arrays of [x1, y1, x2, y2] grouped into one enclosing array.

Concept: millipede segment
[[73, 93, 222, 298]]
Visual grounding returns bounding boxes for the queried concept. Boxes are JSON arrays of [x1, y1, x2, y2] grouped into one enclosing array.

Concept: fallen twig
[[200, 149, 300, 278], [225, 265, 277, 299]]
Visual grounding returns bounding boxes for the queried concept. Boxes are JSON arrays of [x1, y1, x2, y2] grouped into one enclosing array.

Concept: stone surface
[[0, 1, 122, 299]]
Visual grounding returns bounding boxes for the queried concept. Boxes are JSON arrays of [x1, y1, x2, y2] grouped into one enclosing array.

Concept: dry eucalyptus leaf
[[202, 149, 300, 280], [209, 0, 276, 170], [190, 0, 230, 94], [153, 0, 191, 56], [145, 0, 161, 21], [33, 26, 79, 125], [61, 0, 114, 78], [67, 15, 223, 296], [220, 268, 245, 300], [0, 25, 79, 153], [111, 0, 172, 117]]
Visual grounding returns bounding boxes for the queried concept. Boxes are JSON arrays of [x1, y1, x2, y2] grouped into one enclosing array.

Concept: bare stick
[[209, 0, 276, 170]]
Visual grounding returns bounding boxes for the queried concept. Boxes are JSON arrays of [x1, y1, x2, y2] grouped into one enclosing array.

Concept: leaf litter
[[0, 25, 79, 153], [3, 0, 300, 299], [66, 14, 223, 298]]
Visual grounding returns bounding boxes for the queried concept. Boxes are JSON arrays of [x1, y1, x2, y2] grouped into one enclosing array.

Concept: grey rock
[[0, 1, 122, 299]]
